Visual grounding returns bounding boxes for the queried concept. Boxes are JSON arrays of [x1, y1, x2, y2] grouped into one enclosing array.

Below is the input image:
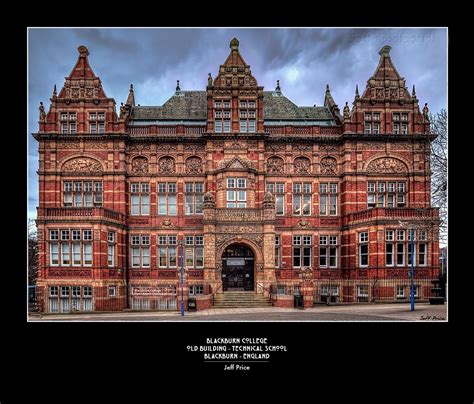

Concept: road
[[28, 302, 447, 322]]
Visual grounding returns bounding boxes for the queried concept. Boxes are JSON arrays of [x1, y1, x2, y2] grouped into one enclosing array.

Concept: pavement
[[28, 302, 447, 322]]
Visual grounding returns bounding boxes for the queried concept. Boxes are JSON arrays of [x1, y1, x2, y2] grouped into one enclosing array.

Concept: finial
[[355, 84, 360, 99], [230, 37, 239, 51], [78, 45, 90, 57], [52, 84, 57, 97], [130, 83, 134, 91], [379, 45, 391, 57], [208, 73, 213, 87], [176, 80, 180, 92], [326, 84, 330, 93], [412, 84, 416, 98]]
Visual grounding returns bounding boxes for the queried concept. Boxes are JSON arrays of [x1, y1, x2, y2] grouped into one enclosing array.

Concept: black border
[[5, 9, 466, 402]]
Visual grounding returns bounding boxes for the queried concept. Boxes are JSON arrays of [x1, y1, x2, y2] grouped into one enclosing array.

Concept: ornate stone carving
[[62, 157, 103, 173], [161, 218, 174, 228], [266, 156, 284, 174], [343, 102, 350, 120], [129, 144, 151, 153], [185, 157, 203, 174], [156, 144, 177, 152], [358, 142, 386, 151], [39, 102, 46, 122], [131, 156, 149, 174], [366, 157, 407, 173], [218, 156, 254, 170], [294, 144, 312, 153], [263, 192, 275, 210], [256, 263, 264, 272], [184, 143, 204, 152], [320, 145, 339, 153], [294, 157, 311, 174], [57, 141, 80, 149], [203, 191, 215, 208], [84, 141, 108, 149], [320, 156, 338, 175], [266, 143, 285, 153], [158, 156, 175, 174], [297, 219, 310, 228]]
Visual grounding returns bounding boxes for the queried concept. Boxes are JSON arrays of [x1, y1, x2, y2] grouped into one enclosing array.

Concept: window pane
[[158, 195, 167, 215], [168, 195, 176, 215], [185, 195, 193, 215]]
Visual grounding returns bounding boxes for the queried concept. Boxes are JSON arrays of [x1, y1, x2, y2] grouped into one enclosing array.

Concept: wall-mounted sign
[[226, 258, 245, 266], [132, 286, 176, 296]]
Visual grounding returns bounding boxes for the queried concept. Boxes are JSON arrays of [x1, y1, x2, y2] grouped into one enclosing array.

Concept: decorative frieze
[[366, 157, 407, 173], [320, 156, 338, 175], [62, 157, 103, 173], [131, 156, 149, 174]]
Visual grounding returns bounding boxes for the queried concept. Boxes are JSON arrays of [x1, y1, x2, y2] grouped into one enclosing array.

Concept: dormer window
[[89, 112, 105, 134], [60, 112, 77, 134]]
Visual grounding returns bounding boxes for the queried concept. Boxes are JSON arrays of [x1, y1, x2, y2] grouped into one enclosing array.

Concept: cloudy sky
[[27, 28, 447, 219]]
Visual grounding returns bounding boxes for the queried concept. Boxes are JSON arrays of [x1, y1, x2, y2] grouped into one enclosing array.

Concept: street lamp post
[[179, 240, 185, 316], [399, 221, 415, 312], [409, 228, 415, 312]]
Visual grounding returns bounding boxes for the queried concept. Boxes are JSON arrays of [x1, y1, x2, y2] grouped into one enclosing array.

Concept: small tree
[[28, 219, 38, 285], [429, 109, 447, 244]]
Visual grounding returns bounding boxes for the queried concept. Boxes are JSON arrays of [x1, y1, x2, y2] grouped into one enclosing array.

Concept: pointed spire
[[67, 45, 96, 79], [52, 84, 57, 98], [273, 80, 282, 96], [324, 84, 336, 108], [355, 84, 360, 99], [412, 84, 417, 98], [126, 83, 135, 106]]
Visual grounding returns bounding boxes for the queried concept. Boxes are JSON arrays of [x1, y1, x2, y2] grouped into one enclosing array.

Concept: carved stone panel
[[158, 156, 176, 174], [62, 157, 103, 173], [294, 157, 311, 174], [366, 157, 407, 173], [185, 157, 203, 174], [131, 156, 149, 174], [266, 156, 284, 174], [320, 156, 338, 175]]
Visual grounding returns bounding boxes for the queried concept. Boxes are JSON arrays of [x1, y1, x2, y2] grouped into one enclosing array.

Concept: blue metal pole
[[179, 240, 185, 316], [410, 228, 415, 312]]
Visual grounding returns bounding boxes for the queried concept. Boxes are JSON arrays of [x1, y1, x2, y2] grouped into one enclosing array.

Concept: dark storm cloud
[[27, 28, 447, 219]]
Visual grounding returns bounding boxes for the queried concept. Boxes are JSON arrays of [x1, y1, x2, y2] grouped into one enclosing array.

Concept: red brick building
[[33, 38, 440, 313]]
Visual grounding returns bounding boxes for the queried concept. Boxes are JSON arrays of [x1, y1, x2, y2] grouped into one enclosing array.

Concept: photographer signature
[[420, 315, 445, 321]]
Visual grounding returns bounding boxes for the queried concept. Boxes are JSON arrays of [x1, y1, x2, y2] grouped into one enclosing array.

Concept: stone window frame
[[130, 234, 150, 268], [358, 231, 369, 268], [49, 227, 93, 267], [367, 180, 406, 209], [185, 182, 205, 216], [130, 182, 150, 216], [266, 182, 285, 215], [63, 179, 103, 208], [319, 182, 338, 216], [157, 182, 177, 216], [292, 182, 312, 216], [226, 177, 247, 208]]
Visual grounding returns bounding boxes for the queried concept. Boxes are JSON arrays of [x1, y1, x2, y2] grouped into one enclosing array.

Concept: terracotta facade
[[33, 40, 440, 313]]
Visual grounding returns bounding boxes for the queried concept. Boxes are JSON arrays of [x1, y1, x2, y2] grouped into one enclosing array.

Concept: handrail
[[210, 283, 223, 304], [256, 282, 272, 295]]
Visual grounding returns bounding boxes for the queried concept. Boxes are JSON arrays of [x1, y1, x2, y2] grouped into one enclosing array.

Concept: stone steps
[[213, 292, 272, 308]]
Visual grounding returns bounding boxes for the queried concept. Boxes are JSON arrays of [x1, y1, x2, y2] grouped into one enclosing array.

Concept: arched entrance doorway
[[222, 244, 254, 291]]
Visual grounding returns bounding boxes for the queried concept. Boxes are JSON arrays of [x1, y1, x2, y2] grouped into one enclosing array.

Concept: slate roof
[[129, 91, 335, 122]]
